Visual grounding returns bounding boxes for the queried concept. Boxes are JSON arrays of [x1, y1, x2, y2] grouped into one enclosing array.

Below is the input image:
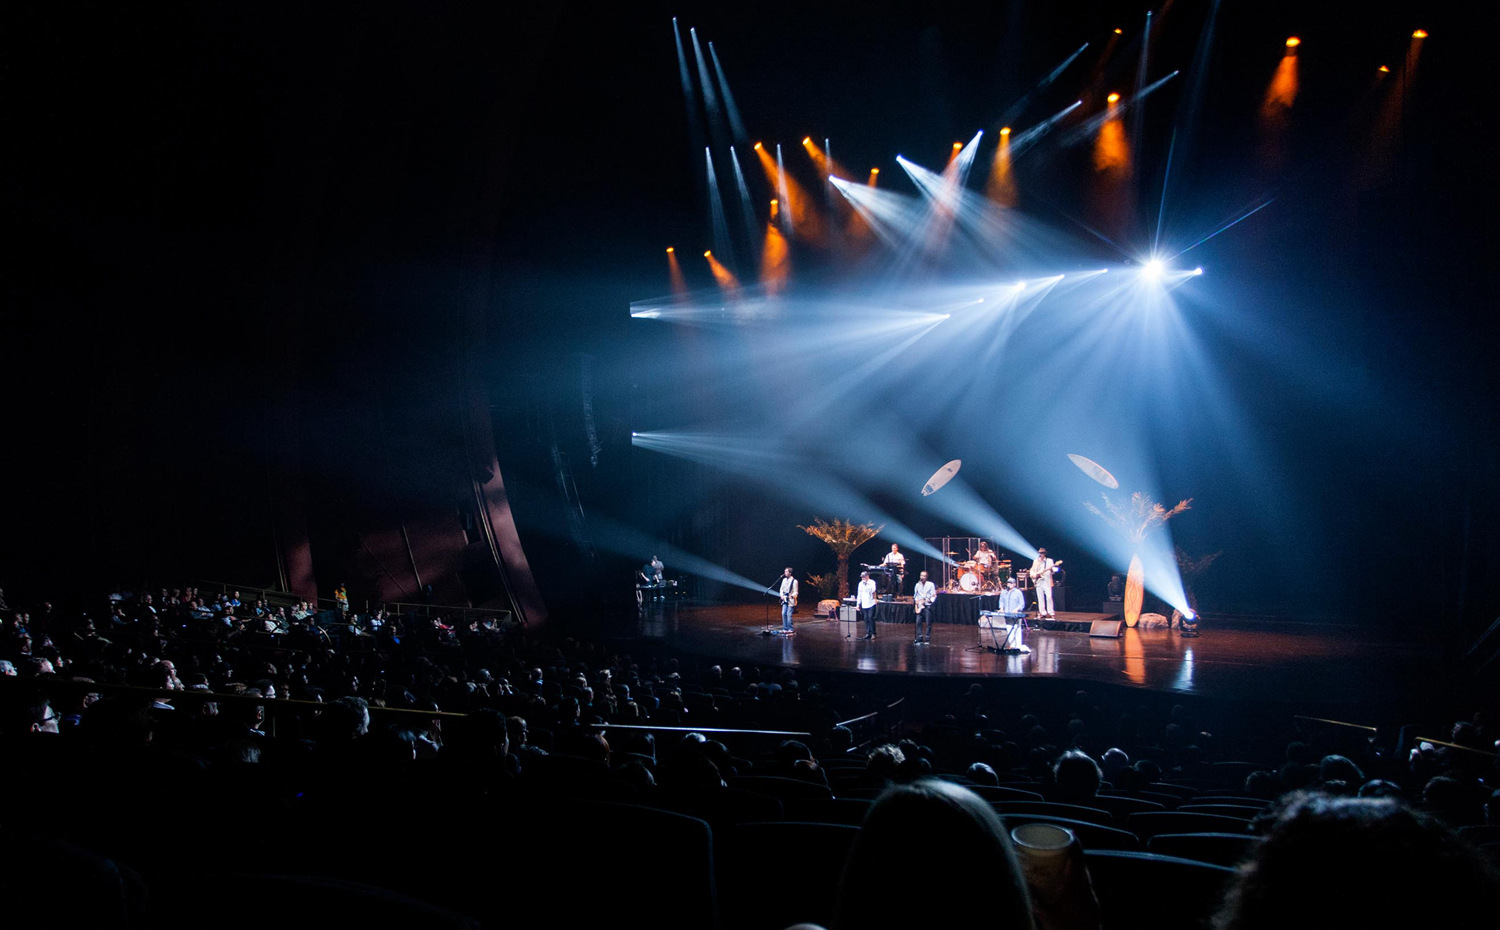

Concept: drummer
[[882, 544, 907, 595], [974, 541, 997, 586]]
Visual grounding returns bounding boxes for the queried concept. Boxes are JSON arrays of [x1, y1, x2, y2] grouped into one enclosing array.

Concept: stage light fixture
[[802, 136, 812, 145], [1179, 609, 1201, 637], [1412, 29, 1427, 39], [666, 246, 675, 253], [1000, 126, 1011, 136], [1113, 28, 1122, 35], [1285, 36, 1301, 48], [869, 167, 879, 175], [1107, 92, 1121, 103], [1143, 258, 1165, 280], [704, 250, 713, 258], [1192, 267, 1204, 276], [952, 142, 962, 150]]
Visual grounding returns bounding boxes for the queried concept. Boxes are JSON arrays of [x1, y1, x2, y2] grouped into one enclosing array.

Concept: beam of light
[[689, 28, 721, 132], [729, 146, 759, 263], [1000, 42, 1088, 129], [707, 41, 747, 143], [986, 127, 1015, 206], [776, 144, 796, 235], [704, 250, 739, 290], [944, 130, 983, 184], [630, 430, 948, 566], [1008, 101, 1082, 159], [571, 504, 769, 596], [867, 167, 880, 186], [1062, 72, 1179, 146], [666, 247, 686, 297], [829, 175, 933, 254], [760, 222, 789, 295], [801, 136, 847, 180], [1093, 96, 1131, 178], [673, 19, 706, 167], [1168, 197, 1275, 257], [896, 154, 967, 262], [1130, 11, 1152, 168], [1261, 46, 1299, 117], [1155, 0, 1222, 255], [704, 148, 738, 271]]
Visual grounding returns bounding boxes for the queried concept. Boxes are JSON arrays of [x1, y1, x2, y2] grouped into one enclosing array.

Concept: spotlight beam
[[708, 41, 748, 143], [1169, 198, 1276, 257]]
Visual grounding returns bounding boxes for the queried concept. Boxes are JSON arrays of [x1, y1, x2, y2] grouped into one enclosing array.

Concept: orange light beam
[[986, 129, 1015, 206], [666, 247, 686, 297], [705, 251, 739, 290]]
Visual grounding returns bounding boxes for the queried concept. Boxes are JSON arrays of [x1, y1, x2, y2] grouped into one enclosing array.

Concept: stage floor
[[634, 602, 1447, 707]]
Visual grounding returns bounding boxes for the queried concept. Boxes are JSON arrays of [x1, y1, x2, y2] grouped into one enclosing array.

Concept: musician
[[999, 576, 1026, 621], [639, 561, 665, 604], [881, 544, 906, 594], [857, 571, 879, 639], [974, 540, 996, 572], [1030, 548, 1058, 620], [650, 554, 665, 581], [778, 567, 799, 635], [912, 570, 937, 644]]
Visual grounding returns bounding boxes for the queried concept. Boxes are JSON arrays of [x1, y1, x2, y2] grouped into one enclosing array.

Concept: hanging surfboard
[[1067, 453, 1120, 489], [921, 459, 962, 496]]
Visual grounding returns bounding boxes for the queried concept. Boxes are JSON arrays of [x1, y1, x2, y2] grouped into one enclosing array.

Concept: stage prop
[[921, 459, 962, 496], [1084, 490, 1192, 628], [800, 517, 883, 601]]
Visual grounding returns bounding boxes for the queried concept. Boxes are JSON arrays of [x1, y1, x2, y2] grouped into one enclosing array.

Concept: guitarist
[[912, 570, 937, 644], [778, 567, 799, 635], [1029, 548, 1061, 620]]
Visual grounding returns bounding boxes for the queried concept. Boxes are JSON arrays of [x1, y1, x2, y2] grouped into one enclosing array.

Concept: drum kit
[[945, 551, 1012, 595]]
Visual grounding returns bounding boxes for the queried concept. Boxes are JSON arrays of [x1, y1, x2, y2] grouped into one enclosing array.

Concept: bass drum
[[956, 569, 980, 592]]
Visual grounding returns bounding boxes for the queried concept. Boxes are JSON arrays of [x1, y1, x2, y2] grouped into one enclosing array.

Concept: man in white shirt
[[1030, 548, 1058, 619], [999, 576, 1026, 621], [857, 571, 879, 639], [912, 570, 937, 644], [778, 567, 799, 634], [882, 544, 906, 595]]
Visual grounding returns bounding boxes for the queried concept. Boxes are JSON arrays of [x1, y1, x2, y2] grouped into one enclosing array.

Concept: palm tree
[[799, 518, 884, 600], [1084, 492, 1191, 627]]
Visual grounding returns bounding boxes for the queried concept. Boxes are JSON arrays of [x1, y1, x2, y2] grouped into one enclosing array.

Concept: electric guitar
[[780, 587, 798, 608]]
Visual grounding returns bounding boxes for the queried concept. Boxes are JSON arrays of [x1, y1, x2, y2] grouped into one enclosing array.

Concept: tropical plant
[[1084, 492, 1192, 627], [804, 573, 839, 601], [798, 518, 884, 600], [1174, 546, 1221, 613], [1084, 492, 1192, 542]]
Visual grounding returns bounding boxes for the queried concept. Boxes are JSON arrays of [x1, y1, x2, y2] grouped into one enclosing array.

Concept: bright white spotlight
[[1142, 258, 1165, 281], [1192, 266, 1204, 276]]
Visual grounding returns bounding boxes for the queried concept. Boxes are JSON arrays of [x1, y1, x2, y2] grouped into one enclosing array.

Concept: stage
[[634, 601, 1449, 708]]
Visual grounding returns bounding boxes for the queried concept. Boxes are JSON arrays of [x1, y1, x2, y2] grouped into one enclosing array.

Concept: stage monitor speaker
[[838, 605, 858, 624], [1088, 615, 1125, 638]]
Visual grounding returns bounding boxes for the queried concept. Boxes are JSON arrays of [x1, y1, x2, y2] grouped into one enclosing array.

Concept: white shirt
[[883, 550, 905, 568], [913, 579, 937, 608], [779, 576, 798, 600], [856, 578, 878, 608], [1000, 586, 1026, 615], [1030, 557, 1055, 588]]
